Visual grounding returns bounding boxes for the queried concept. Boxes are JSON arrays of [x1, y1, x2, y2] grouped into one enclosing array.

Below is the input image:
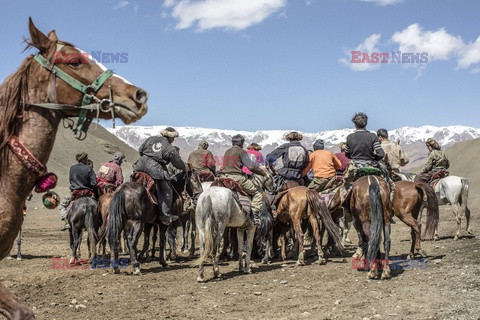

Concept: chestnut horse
[[275, 186, 343, 266], [348, 176, 392, 280], [392, 181, 439, 258], [0, 18, 147, 319]]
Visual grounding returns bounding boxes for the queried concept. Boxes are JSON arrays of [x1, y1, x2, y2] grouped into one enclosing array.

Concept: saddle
[[130, 172, 158, 205], [428, 170, 449, 187], [272, 180, 300, 208], [66, 189, 95, 213], [354, 167, 383, 180], [97, 178, 115, 196], [197, 170, 216, 182], [319, 175, 344, 209], [211, 177, 251, 215]]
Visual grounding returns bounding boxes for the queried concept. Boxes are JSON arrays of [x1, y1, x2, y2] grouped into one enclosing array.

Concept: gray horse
[[195, 178, 272, 282], [396, 173, 472, 240]]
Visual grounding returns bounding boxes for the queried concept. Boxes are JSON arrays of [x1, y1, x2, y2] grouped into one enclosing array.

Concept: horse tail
[[460, 178, 471, 229], [255, 198, 273, 246], [85, 200, 99, 243], [366, 177, 384, 263], [194, 195, 215, 266], [306, 189, 344, 252], [415, 183, 439, 240], [107, 187, 126, 255]]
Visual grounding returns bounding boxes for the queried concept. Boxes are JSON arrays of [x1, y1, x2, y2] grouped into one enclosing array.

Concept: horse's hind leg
[[167, 221, 178, 261], [308, 214, 325, 265], [138, 223, 152, 261], [16, 227, 22, 260], [244, 227, 256, 274], [151, 223, 158, 259], [182, 219, 189, 253], [158, 224, 168, 267], [452, 204, 462, 241], [128, 221, 144, 275], [399, 214, 423, 258], [381, 222, 392, 280], [189, 216, 196, 259], [292, 218, 305, 266], [213, 232, 223, 278]]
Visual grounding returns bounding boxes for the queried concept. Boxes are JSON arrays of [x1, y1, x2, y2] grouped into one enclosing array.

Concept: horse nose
[[134, 89, 148, 104]]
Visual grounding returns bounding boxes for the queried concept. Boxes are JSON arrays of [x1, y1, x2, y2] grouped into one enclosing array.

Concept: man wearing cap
[[414, 138, 449, 184], [302, 139, 342, 192], [265, 131, 310, 191], [242, 143, 265, 176], [221, 134, 271, 225], [69, 152, 97, 194], [187, 140, 216, 182], [135, 127, 185, 224], [335, 142, 350, 175], [97, 151, 125, 194], [377, 129, 409, 181]]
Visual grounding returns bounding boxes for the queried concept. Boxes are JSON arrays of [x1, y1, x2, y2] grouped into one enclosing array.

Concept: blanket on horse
[[272, 180, 300, 208], [211, 177, 251, 215], [130, 172, 158, 205], [428, 170, 449, 187], [66, 189, 95, 214], [319, 175, 344, 208], [197, 170, 215, 182]]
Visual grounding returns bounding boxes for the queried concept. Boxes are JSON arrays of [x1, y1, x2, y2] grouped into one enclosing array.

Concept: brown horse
[[392, 181, 439, 258], [347, 176, 392, 280], [0, 18, 147, 319], [275, 186, 343, 266]]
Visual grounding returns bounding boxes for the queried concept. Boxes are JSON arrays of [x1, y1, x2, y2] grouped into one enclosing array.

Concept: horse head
[[26, 17, 147, 126]]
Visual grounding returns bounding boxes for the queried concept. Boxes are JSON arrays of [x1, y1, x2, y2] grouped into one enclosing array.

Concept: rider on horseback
[[187, 140, 216, 182], [96, 151, 125, 194], [135, 127, 185, 225], [414, 138, 450, 184], [377, 128, 409, 181], [69, 152, 97, 196], [335, 142, 350, 175], [221, 134, 271, 225], [302, 139, 342, 192]]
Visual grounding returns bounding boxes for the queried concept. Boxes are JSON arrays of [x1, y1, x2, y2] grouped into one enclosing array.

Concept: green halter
[[33, 48, 114, 134]]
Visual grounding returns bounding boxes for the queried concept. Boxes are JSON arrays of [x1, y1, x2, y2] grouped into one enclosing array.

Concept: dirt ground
[[1, 201, 479, 320]]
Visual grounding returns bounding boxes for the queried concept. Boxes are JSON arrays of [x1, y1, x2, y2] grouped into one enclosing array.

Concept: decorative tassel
[[35, 172, 58, 193]]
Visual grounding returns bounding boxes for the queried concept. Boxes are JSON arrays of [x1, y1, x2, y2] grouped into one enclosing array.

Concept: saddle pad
[[429, 170, 449, 187], [130, 172, 158, 205], [238, 194, 252, 215], [354, 167, 382, 180], [211, 177, 248, 196]]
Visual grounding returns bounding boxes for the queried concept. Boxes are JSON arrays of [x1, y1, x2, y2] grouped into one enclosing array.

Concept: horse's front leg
[[152, 223, 158, 259], [182, 220, 189, 252], [128, 221, 144, 275], [237, 228, 245, 273], [243, 226, 256, 274], [138, 223, 151, 262], [16, 228, 22, 261], [158, 224, 168, 267], [189, 216, 196, 259], [453, 204, 461, 241]]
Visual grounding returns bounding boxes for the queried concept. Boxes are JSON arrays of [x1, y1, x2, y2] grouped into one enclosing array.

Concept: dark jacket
[[221, 145, 265, 176], [266, 141, 309, 180], [69, 163, 97, 191], [345, 130, 384, 163], [135, 136, 186, 180]]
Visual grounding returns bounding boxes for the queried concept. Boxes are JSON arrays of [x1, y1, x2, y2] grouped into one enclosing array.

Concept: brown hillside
[[40, 124, 139, 204], [445, 137, 480, 197]]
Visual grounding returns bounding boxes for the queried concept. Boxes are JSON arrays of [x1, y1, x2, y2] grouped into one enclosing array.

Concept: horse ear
[[47, 30, 58, 42], [28, 17, 51, 52]]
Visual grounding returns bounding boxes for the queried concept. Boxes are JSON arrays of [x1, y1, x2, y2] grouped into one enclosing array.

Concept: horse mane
[[0, 54, 35, 177]]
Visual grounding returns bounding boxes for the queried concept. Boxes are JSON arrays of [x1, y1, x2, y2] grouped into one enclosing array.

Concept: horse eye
[[68, 58, 81, 68]]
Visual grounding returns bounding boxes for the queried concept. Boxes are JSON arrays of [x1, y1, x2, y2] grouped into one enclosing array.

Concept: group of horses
[[0, 18, 474, 320]]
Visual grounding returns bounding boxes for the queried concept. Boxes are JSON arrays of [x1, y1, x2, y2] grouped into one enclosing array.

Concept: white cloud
[[458, 36, 480, 69], [162, 0, 286, 31], [360, 0, 404, 6], [339, 33, 382, 71], [113, 0, 129, 10], [391, 23, 464, 61]]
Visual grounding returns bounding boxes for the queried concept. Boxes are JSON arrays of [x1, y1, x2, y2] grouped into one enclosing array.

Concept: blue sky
[[1, 0, 479, 132]]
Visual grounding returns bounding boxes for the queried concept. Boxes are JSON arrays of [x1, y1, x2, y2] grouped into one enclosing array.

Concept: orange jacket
[[302, 150, 342, 179]]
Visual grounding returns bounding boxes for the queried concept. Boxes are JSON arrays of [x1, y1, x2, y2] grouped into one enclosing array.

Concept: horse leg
[[237, 228, 244, 273], [452, 204, 461, 241], [197, 223, 206, 282], [189, 216, 196, 259], [128, 222, 143, 275], [229, 228, 239, 261], [309, 214, 325, 265], [399, 214, 423, 259], [138, 223, 151, 262], [212, 230, 223, 279], [70, 228, 82, 264], [381, 222, 392, 280], [16, 227, 22, 261], [293, 219, 305, 266], [244, 226, 256, 274], [158, 224, 168, 267], [167, 222, 178, 261], [352, 218, 366, 260], [152, 223, 158, 260]]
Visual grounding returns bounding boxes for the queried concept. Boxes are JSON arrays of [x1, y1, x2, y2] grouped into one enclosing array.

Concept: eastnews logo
[[351, 257, 428, 270], [351, 51, 428, 64], [51, 51, 128, 64]]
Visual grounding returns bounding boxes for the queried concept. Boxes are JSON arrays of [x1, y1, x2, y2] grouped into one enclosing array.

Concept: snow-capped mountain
[[108, 125, 480, 170]]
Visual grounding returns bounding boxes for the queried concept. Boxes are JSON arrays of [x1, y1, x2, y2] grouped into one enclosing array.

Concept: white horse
[[395, 173, 472, 240], [195, 175, 272, 282]]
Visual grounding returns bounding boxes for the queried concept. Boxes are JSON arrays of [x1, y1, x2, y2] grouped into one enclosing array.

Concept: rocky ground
[[1, 201, 479, 320]]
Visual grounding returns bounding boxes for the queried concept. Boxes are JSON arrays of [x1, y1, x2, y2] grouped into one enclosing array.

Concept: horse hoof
[[367, 270, 378, 279], [345, 238, 352, 244], [434, 235, 440, 241], [6, 256, 13, 260], [453, 236, 459, 241], [16, 256, 22, 261], [243, 269, 252, 274], [381, 270, 391, 280], [214, 272, 222, 279], [296, 260, 305, 266], [318, 258, 326, 265], [197, 276, 205, 283], [113, 269, 120, 274], [133, 267, 142, 275], [261, 259, 268, 265], [420, 250, 427, 258], [407, 254, 413, 260]]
